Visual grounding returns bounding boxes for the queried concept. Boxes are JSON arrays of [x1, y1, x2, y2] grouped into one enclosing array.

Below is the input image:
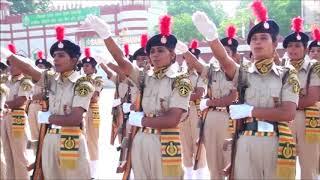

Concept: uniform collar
[[248, 62, 280, 76], [301, 59, 309, 71], [86, 73, 96, 79], [148, 64, 178, 79], [56, 70, 79, 83]]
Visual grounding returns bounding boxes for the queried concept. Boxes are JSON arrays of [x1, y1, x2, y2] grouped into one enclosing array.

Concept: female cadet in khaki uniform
[[79, 47, 104, 179], [0, 62, 9, 179], [192, 1, 299, 179], [1, 44, 33, 180], [283, 17, 320, 179], [309, 27, 320, 62], [178, 39, 207, 179], [28, 51, 53, 142], [1, 26, 94, 179], [84, 14, 192, 179], [176, 37, 237, 179]]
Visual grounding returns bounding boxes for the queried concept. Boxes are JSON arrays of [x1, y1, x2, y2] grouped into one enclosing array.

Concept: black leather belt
[[243, 118, 278, 133]]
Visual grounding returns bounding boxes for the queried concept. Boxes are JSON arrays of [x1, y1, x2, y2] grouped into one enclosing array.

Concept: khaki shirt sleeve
[[310, 63, 320, 87], [282, 69, 300, 105], [128, 65, 140, 86], [196, 76, 208, 96], [169, 77, 192, 111], [108, 75, 117, 84], [94, 76, 104, 92], [232, 66, 240, 88], [72, 81, 94, 111]]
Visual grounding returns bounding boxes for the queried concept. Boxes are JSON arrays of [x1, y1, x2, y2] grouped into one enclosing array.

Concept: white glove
[[94, 50, 112, 65], [199, 98, 209, 111], [1, 47, 12, 61], [229, 104, 254, 119], [128, 111, 144, 127], [37, 111, 51, 124], [83, 15, 111, 39], [192, 11, 218, 41], [112, 98, 122, 107], [122, 102, 132, 114], [175, 41, 189, 54]]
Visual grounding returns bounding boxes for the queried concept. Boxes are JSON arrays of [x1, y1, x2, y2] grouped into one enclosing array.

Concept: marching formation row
[[0, 0, 319, 179]]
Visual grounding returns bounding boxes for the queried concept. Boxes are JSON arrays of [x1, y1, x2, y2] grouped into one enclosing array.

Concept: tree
[[167, 0, 226, 42], [8, 0, 52, 14], [218, 0, 302, 39]]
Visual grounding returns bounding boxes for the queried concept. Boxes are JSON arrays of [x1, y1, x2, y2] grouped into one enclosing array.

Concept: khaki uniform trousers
[[290, 110, 320, 179], [0, 119, 7, 179], [27, 102, 41, 140], [42, 133, 91, 179], [84, 107, 100, 161], [234, 135, 278, 179], [1, 112, 30, 180], [131, 131, 182, 179], [180, 103, 206, 168], [204, 110, 231, 179]]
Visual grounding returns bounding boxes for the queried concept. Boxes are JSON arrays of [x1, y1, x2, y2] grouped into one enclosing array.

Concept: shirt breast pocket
[[245, 87, 256, 102]]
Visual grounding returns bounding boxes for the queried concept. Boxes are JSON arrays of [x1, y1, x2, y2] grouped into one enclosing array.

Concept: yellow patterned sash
[[193, 99, 202, 119], [59, 127, 81, 169], [90, 102, 100, 128], [304, 106, 320, 143], [276, 122, 296, 179], [11, 109, 26, 138], [243, 120, 296, 179], [228, 118, 235, 134], [160, 128, 182, 177]]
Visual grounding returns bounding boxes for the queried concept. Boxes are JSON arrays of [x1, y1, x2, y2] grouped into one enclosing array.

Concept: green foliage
[[218, 0, 302, 38], [8, 0, 51, 14], [167, 0, 226, 42]]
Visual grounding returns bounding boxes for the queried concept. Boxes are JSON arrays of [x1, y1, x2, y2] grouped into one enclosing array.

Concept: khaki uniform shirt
[[202, 64, 236, 99], [36, 71, 94, 115], [88, 74, 104, 93], [6, 74, 33, 103], [233, 63, 299, 108], [110, 75, 138, 103], [189, 70, 207, 94], [292, 59, 320, 93], [0, 75, 9, 112], [129, 65, 191, 116]]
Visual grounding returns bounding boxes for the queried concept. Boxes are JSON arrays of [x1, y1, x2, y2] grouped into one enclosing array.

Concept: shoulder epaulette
[[284, 66, 300, 94], [0, 83, 9, 96], [173, 74, 193, 97], [310, 61, 320, 78], [0, 74, 9, 84], [94, 76, 104, 87], [74, 77, 94, 97], [20, 76, 34, 92]]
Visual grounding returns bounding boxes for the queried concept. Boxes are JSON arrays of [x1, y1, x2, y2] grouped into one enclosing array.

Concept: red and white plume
[[84, 47, 91, 58], [37, 51, 43, 59], [140, 34, 148, 48], [226, 25, 237, 44], [189, 39, 199, 49], [159, 15, 172, 37], [55, 25, 65, 42], [291, 16, 303, 33], [311, 26, 320, 42], [124, 43, 129, 57], [251, 0, 268, 23], [7, 44, 16, 54]]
